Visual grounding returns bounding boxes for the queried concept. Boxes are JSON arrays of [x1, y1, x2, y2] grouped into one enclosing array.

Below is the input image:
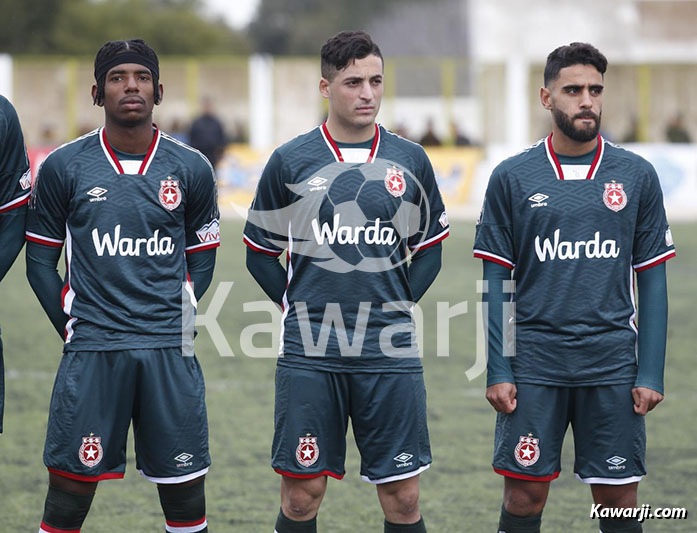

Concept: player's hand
[[486, 382, 517, 413], [632, 386, 664, 416]]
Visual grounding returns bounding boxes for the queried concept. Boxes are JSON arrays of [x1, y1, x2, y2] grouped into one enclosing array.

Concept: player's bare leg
[[276, 475, 327, 531], [376, 475, 426, 531], [591, 482, 642, 533], [497, 477, 550, 533], [39, 473, 97, 532]]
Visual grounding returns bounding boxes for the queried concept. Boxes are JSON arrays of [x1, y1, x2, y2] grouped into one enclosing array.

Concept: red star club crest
[[159, 178, 181, 211], [385, 168, 406, 198], [79, 434, 103, 468], [603, 182, 627, 212], [296, 435, 319, 467], [514, 434, 540, 467]]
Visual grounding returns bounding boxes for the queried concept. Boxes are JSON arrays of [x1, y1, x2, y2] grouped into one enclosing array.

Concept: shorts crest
[[514, 434, 540, 467], [159, 178, 181, 210], [296, 435, 319, 467], [79, 434, 103, 468]]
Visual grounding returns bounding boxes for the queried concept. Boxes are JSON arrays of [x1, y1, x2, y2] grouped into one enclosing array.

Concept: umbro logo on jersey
[[308, 176, 328, 191], [528, 193, 548, 208], [606, 456, 627, 471], [87, 187, 108, 203], [393, 452, 414, 468]]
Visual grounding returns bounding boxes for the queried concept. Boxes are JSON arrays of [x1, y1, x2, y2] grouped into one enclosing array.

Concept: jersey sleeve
[[472, 165, 515, 269], [632, 164, 676, 271], [185, 158, 221, 254], [25, 153, 69, 248], [0, 97, 31, 214], [408, 148, 450, 252], [243, 149, 289, 256]]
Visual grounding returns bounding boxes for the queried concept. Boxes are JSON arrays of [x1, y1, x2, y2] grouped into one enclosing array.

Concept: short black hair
[[320, 31, 383, 81], [93, 39, 160, 105], [544, 42, 608, 87]]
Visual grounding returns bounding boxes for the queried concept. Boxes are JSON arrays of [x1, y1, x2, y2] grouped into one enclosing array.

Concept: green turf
[[0, 220, 694, 531]]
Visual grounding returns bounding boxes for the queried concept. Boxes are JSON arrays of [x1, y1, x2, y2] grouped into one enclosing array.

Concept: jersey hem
[[513, 376, 636, 387], [62, 340, 186, 352], [276, 358, 424, 374], [494, 467, 560, 482]]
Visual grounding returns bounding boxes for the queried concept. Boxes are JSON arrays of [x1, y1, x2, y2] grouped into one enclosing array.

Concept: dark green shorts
[[272, 366, 431, 484], [44, 348, 210, 483], [493, 383, 646, 484]]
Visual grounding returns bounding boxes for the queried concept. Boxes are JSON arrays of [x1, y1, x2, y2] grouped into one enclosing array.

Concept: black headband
[[94, 51, 159, 82]]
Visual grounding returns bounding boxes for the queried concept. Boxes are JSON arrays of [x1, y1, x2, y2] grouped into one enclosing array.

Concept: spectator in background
[[665, 113, 691, 143], [189, 97, 226, 168], [169, 118, 190, 144], [450, 121, 472, 146], [419, 118, 441, 146], [622, 116, 640, 143]]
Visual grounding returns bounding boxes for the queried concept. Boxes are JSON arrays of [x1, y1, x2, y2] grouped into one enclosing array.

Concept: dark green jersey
[[244, 124, 449, 372], [473, 135, 675, 386], [26, 127, 220, 351], [0, 95, 31, 215]]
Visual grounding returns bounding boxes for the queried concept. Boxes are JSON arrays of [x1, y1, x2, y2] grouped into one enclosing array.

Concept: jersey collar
[[99, 125, 161, 175], [544, 133, 604, 180], [320, 122, 380, 163]]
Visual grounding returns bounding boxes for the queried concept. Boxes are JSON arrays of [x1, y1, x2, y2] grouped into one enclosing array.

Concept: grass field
[[1, 220, 695, 532]]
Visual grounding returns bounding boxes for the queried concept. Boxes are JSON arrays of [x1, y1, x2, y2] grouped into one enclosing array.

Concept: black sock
[[599, 517, 642, 532], [498, 505, 542, 533], [274, 508, 317, 533], [41, 485, 95, 531], [384, 516, 427, 532]]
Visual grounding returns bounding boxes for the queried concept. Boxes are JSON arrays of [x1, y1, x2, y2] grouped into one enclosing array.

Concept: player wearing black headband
[[26, 39, 219, 533]]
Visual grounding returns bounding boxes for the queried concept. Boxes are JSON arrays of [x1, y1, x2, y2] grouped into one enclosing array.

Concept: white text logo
[[92, 225, 175, 257], [312, 214, 397, 246], [535, 229, 619, 262]]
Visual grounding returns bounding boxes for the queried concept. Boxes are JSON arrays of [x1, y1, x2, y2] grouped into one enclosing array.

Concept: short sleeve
[[243, 150, 290, 256], [25, 154, 69, 247], [0, 97, 31, 214], [408, 148, 450, 251], [473, 165, 515, 269], [185, 158, 221, 254], [632, 164, 676, 271]]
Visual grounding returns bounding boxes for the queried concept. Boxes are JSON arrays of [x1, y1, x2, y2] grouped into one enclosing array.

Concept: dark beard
[[553, 108, 601, 142]]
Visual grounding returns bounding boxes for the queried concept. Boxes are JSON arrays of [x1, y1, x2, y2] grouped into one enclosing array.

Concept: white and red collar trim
[[544, 133, 604, 180], [99, 125, 161, 175], [320, 122, 380, 163]]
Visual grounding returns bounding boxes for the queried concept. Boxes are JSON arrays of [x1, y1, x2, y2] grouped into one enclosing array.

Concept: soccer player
[[0, 95, 31, 435], [473, 43, 674, 533], [25, 39, 219, 533], [244, 31, 449, 533]]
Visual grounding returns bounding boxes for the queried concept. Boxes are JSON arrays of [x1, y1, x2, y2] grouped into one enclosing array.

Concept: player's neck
[[550, 128, 598, 157], [103, 121, 155, 154], [325, 117, 376, 144]]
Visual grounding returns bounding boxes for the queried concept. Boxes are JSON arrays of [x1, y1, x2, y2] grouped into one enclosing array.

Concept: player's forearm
[[246, 247, 286, 306], [635, 262, 668, 394], [186, 248, 216, 301], [483, 260, 515, 386], [25, 241, 68, 338], [408, 242, 442, 303], [0, 207, 27, 282]]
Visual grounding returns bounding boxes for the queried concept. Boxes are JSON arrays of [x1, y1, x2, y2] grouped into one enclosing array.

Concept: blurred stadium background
[[1, 0, 695, 530]]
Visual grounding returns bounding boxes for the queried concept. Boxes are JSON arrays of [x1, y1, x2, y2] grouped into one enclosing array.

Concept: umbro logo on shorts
[[393, 452, 414, 468], [606, 455, 627, 470], [174, 452, 194, 468]]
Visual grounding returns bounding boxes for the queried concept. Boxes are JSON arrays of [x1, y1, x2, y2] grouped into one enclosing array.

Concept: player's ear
[[319, 77, 330, 99], [155, 83, 164, 105], [91, 84, 102, 107], [540, 86, 552, 111]]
